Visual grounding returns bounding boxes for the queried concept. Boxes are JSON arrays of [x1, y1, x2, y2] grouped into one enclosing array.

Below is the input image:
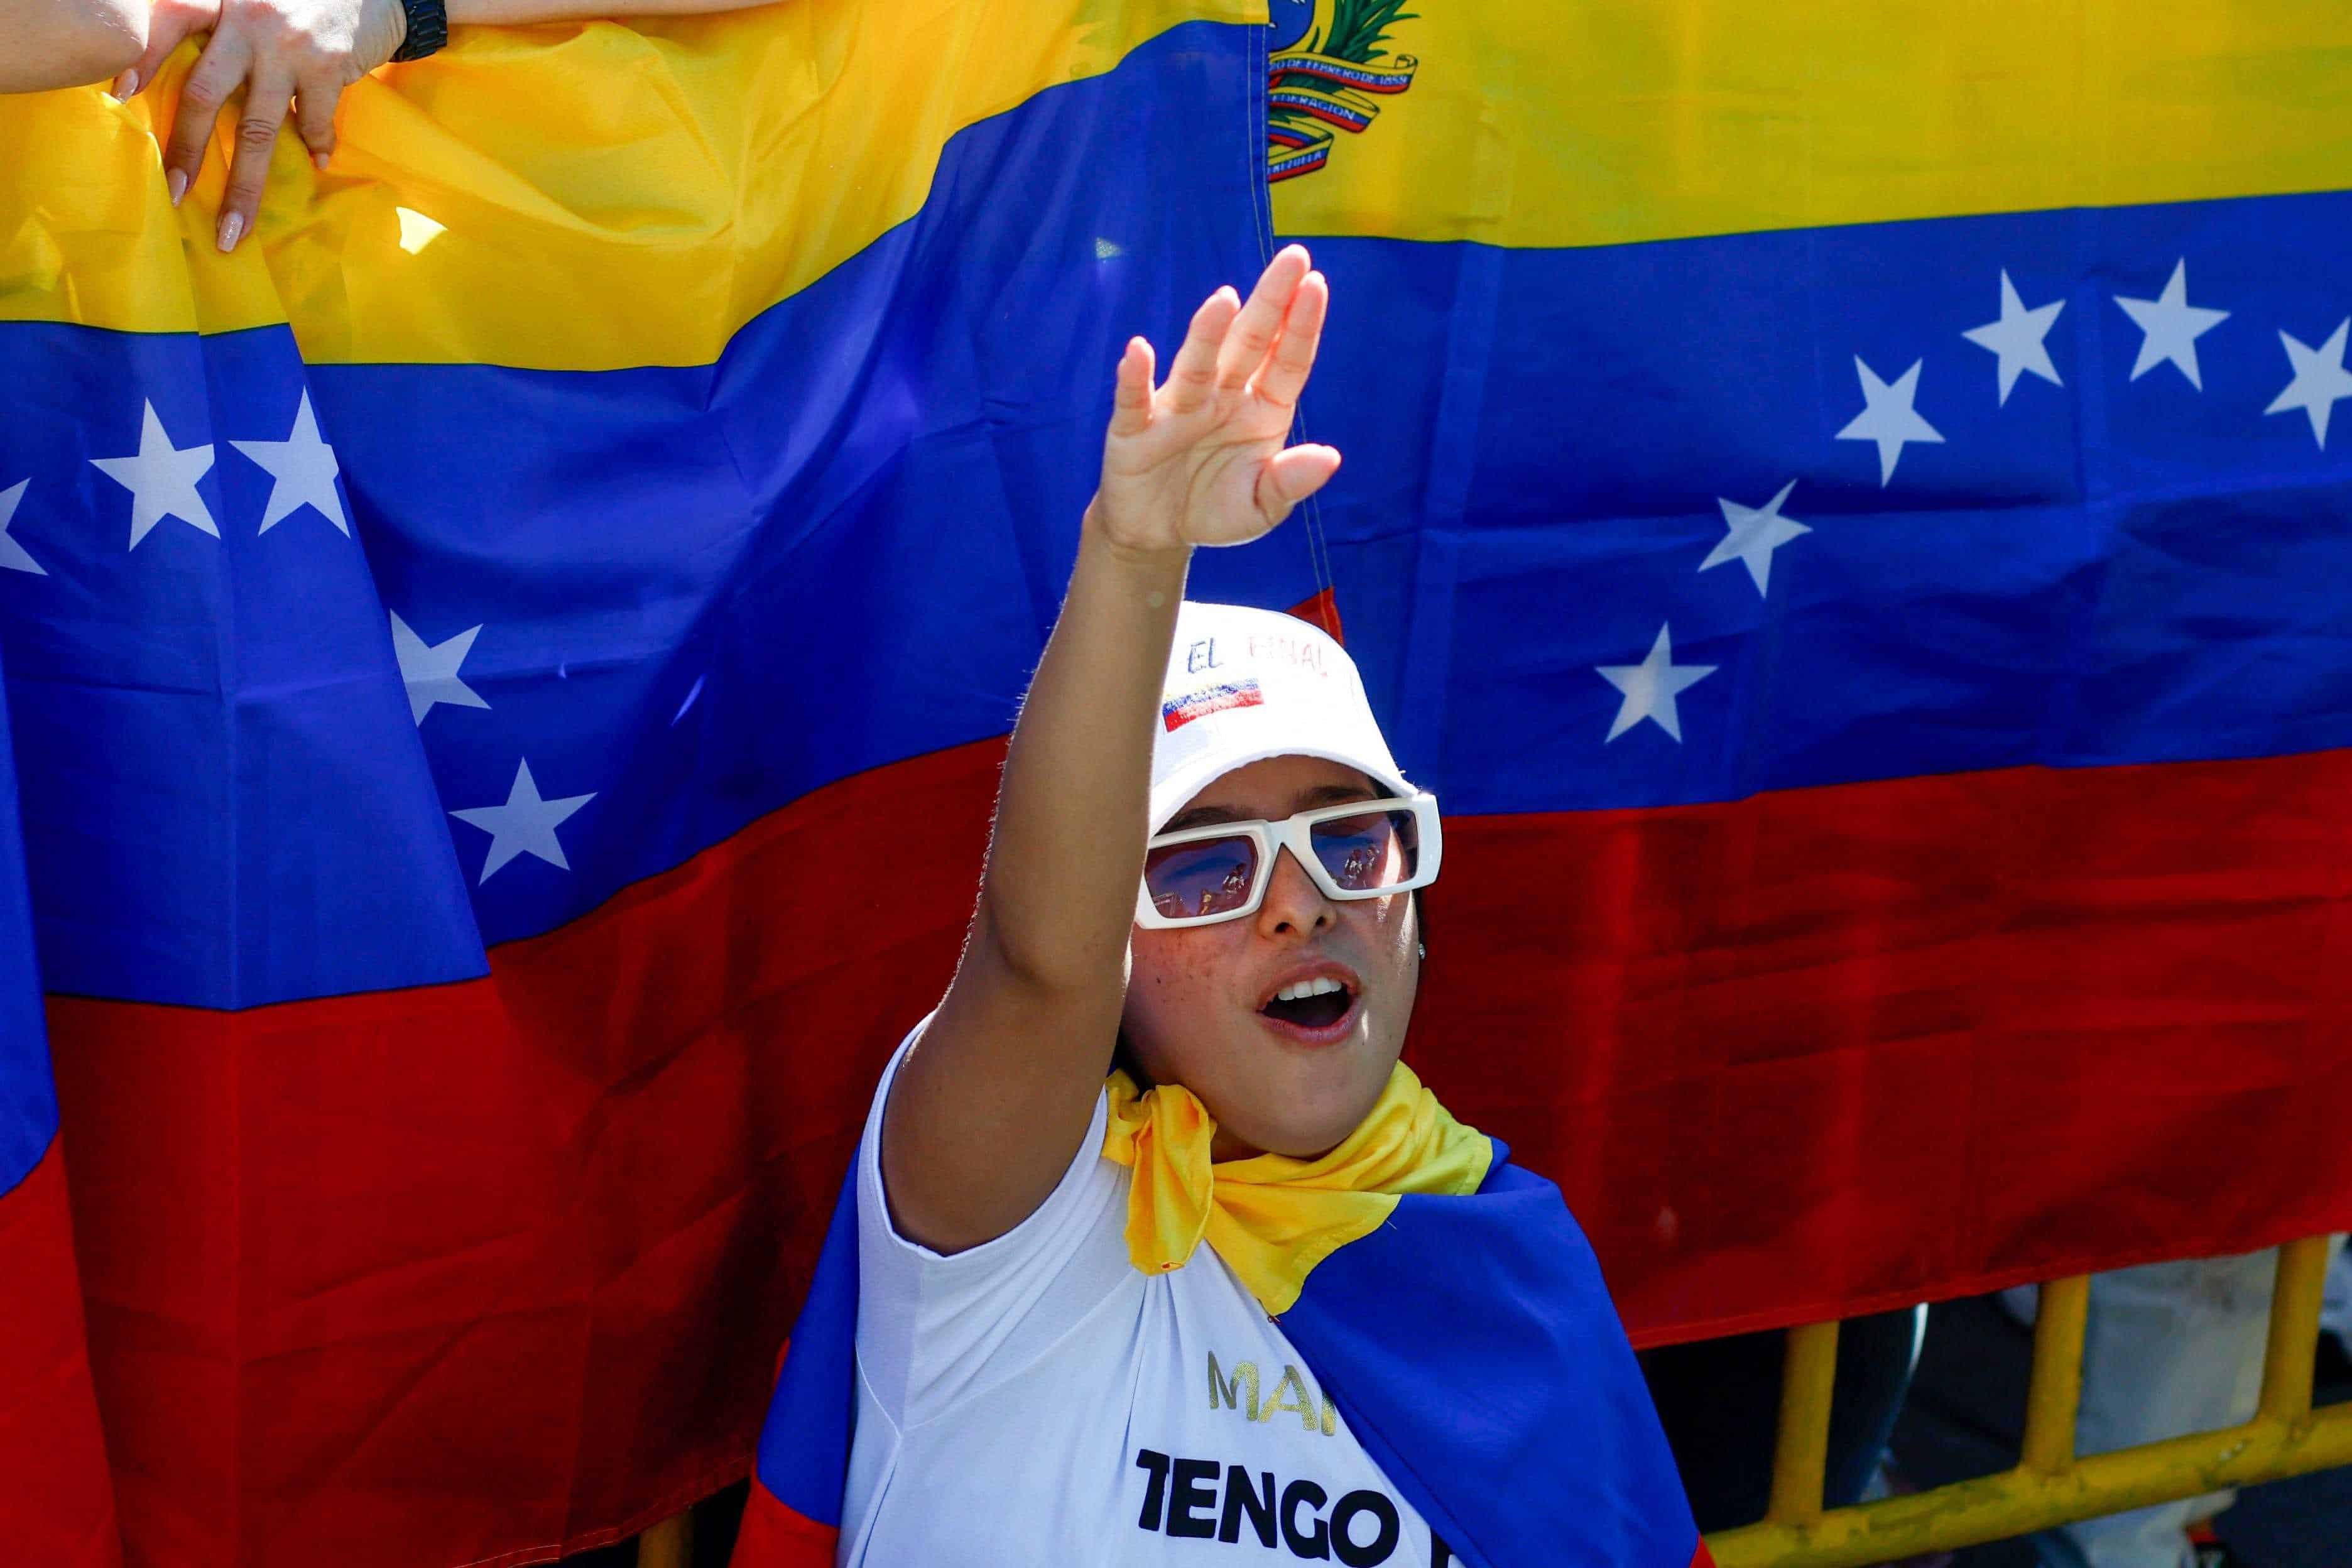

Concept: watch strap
[[391, 0, 447, 62]]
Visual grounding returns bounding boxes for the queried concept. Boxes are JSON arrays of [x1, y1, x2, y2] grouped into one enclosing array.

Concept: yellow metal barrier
[[1706, 1235, 2347, 1567], [638, 1508, 694, 1568]]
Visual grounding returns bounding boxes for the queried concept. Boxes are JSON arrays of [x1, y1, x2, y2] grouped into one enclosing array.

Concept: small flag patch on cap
[[1163, 679, 1264, 731]]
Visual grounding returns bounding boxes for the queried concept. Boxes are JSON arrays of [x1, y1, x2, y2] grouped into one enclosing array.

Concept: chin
[[1246, 1068, 1392, 1157]]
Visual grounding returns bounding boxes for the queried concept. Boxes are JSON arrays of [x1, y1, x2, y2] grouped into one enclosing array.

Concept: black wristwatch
[[391, 0, 448, 61]]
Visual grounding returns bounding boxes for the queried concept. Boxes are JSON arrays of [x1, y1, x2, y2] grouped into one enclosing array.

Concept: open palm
[[1092, 245, 1340, 555]]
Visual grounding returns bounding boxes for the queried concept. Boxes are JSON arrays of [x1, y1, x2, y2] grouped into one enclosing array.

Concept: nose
[[1255, 846, 1336, 937]]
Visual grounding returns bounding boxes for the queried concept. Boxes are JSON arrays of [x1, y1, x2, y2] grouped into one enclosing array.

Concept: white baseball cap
[[1148, 601, 1417, 832]]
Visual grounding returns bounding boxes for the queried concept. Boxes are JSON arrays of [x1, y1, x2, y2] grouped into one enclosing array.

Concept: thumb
[[1252, 443, 1341, 526]]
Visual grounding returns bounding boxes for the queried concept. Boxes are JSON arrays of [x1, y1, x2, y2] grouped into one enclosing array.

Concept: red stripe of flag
[[1415, 747, 2352, 1342], [0, 1139, 121, 1568], [731, 1479, 838, 1567]]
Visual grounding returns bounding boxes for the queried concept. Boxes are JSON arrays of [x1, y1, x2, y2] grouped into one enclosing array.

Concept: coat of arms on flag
[[1266, 0, 1420, 183]]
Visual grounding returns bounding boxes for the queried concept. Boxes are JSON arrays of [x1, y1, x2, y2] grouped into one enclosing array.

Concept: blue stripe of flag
[[0, 650, 59, 1195], [1300, 188, 2352, 814], [1280, 1145, 1701, 1568]]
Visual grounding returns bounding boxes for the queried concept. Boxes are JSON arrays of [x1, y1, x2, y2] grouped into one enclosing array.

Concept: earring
[[1417, 942, 1427, 961]]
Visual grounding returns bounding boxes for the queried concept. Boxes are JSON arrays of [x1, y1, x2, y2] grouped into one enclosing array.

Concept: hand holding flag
[[119, 0, 406, 249]]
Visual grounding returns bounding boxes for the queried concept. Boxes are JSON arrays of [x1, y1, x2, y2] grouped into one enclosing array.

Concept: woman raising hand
[[738, 247, 1709, 1568]]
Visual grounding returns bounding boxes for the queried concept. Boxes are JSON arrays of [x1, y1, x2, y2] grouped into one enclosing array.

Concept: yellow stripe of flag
[[1273, 0, 2352, 249], [0, 0, 1263, 366]]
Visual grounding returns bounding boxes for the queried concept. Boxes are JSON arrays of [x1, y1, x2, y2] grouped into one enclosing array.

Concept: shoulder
[[854, 1018, 1132, 1304]]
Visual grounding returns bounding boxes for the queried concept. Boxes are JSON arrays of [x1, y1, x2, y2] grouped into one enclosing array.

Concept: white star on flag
[[1836, 357, 1944, 486], [89, 400, 219, 550], [1962, 270, 2066, 405], [1701, 479, 1810, 597], [389, 611, 491, 725], [1596, 623, 1716, 743], [231, 391, 348, 535], [449, 758, 594, 884], [2264, 319, 2352, 449], [0, 480, 41, 575], [2113, 259, 2230, 391]]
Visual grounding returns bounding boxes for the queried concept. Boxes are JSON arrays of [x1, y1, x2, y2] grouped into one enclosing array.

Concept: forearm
[[0, 0, 144, 92], [977, 516, 1188, 993], [880, 520, 1185, 1250], [878, 251, 1327, 1251]]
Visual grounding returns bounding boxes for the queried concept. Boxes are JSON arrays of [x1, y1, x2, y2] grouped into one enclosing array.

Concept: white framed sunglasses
[[1133, 793, 1442, 929]]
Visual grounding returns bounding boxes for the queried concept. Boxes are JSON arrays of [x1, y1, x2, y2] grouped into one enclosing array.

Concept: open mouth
[[1260, 975, 1356, 1031]]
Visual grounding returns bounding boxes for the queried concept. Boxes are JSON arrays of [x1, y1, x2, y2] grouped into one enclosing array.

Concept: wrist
[[1082, 498, 1192, 575]]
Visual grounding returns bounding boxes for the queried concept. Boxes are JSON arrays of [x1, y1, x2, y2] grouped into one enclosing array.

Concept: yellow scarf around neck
[[1100, 1061, 1493, 1317]]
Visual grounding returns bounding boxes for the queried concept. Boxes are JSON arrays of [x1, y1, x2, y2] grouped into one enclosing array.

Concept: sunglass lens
[[1144, 836, 1261, 920], [1310, 809, 1417, 892]]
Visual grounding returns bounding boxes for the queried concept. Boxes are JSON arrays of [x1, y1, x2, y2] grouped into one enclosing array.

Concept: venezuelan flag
[[1270, 0, 2352, 1340], [0, 658, 119, 1568], [0, 3, 1292, 1563], [15, 1, 2352, 1561], [738, 1130, 1712, 1568]]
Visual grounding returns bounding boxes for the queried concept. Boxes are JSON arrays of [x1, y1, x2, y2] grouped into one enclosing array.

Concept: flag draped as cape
[[734, 1082, 1711, 1568]]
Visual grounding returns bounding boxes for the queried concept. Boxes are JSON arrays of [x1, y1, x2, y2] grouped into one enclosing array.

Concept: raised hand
[[1091, 244, 1341, 558]]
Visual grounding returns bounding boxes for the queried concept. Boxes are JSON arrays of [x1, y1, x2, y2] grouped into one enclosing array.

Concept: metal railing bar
[[2018, 1274, 2089, 1474], [1707, 1396, 2352, 1568], [1765, 1319, 1841, 1525], [2258, 1235, 2331, 1425], [637, 1508, 694, 1568], [1707, 1231, 2352, 1568]]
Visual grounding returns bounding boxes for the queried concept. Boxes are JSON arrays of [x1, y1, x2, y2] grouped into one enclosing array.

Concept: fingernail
[[109, 70, 136, 99], [166, 169, 187, 207], [217, 212, 243, 253], [314, 151, 331, 172]]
